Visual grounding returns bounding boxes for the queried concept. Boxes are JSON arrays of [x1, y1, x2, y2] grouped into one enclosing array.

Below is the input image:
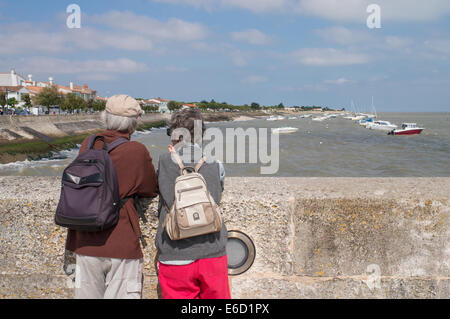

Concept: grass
[[0, 134, 91, 155], [0, 120, 167, 156], [136, 120, 167, 132]]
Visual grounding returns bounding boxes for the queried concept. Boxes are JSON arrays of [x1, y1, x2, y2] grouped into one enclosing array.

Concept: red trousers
[[158, 255, 231, 299]]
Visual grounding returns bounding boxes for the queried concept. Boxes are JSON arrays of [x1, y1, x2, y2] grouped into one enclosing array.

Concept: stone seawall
[[0, 177, 448, 299], [0, 113, 168, 144]]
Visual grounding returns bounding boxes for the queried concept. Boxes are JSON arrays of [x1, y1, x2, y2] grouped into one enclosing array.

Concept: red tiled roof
[[183, 104, 198, 108], [25, 86, 44, 95]]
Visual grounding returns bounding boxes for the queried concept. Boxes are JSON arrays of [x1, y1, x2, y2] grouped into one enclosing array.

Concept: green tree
[[143, 105, 159, 113], [7, 97, 18, 108], [92, 100, 106, 112], [0, 92, 6, 114], [168, 100, 182, 112], [250, 102, 260, 110], [61, 93, 87, 113], [33, 86, 61, 113], [22, 94, 32, 108]]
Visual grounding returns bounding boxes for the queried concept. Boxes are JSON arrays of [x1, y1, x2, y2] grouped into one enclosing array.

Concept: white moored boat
[[367, 121, 397, 131], [267, 115, 285, 121], [272, 127, 299, 134]]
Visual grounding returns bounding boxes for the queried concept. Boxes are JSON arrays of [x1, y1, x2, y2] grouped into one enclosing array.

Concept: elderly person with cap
[[65, 94, 158, 299]]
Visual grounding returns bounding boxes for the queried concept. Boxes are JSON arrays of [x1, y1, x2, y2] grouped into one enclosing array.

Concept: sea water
[[0, 113, 449, 177]]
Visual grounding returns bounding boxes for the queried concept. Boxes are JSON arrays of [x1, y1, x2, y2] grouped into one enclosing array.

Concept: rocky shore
[[0, 177, 448, 299]]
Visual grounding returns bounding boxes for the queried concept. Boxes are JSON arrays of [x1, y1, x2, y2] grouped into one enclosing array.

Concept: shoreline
[[0, 111, 268, 164]]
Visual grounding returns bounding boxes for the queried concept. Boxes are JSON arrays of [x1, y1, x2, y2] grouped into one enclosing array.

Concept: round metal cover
[[226, 230, 256, 276]]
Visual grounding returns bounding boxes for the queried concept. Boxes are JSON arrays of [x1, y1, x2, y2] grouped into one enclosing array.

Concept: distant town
[[0, 69, 343, 116]]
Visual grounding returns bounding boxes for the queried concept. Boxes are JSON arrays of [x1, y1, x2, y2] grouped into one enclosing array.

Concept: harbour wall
[[0, 177, 448, 299], [0, 113, 169, 144]]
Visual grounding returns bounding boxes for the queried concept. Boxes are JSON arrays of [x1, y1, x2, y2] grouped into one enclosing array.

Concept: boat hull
[[389, 129, 423, 136]]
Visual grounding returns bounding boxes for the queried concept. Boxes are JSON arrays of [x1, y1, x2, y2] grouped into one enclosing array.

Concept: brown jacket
[[65, 130, 158, 259]]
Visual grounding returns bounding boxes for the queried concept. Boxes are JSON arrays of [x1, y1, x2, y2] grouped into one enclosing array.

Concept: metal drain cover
[[226, 230, 256, 276]]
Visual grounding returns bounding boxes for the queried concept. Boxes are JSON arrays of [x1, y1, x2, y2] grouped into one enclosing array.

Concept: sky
[[0, 0, 450, 112]]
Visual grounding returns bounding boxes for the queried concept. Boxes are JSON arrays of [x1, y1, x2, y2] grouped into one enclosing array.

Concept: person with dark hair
[[155, 108, 229, 299]]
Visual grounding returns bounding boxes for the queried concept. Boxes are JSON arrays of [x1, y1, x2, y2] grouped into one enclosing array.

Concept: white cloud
[[290, 48, 370, 66], [241, 75, 268, 84], [315, 26, 372, 45], [224, 0, 291, 13], [152, 0, 217, 11], [296, 0, 450, 22], [152, 0, 450, 22], [323, 77, 352, 85], [0, 10, 209, 56], [164, 65, 190, 72], [91, 11, 210, 42], [425, 39, 450, 55], [0, 24, 68, 54], [18, 57, 148, 75], [229, 50, 249, 67], [384, 36, 414, 50], [231, 29, 274, 45]]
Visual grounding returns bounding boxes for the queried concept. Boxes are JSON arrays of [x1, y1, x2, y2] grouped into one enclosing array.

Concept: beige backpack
[[163, 151, 222, 241]]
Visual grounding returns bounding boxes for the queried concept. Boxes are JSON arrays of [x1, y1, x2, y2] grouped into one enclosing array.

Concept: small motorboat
[[388, 123, 424, 136], [367, 120, 397, 131], [272, 127, 299, 134]]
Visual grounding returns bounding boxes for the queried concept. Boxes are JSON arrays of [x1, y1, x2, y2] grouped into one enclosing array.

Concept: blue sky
[[1, 0, 450, 111]]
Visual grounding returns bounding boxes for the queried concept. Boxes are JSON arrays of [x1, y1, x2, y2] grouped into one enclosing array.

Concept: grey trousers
[[74, 254, 143, 299]]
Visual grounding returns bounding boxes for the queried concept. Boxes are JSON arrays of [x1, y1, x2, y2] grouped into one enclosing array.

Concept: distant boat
[[388, 123, 424, 136], [359, 118, 374, 126], [367, 121, 397, 131], [267, 116, 285, 121], [272, 127, 299, 134], [288, 116, 297, 120]]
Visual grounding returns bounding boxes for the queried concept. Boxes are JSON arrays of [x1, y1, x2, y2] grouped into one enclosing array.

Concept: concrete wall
[[0, 177, 448, 299], [0, 114, 168, 143]]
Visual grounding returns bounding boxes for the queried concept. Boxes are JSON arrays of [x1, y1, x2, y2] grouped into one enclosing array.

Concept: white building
[[0, 69, 27, 87], [0, 86, 30, 107], [146, 98, 170, 113]]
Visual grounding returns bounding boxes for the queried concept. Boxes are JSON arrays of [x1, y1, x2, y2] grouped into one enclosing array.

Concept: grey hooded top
[[155, 145, 227, 262]]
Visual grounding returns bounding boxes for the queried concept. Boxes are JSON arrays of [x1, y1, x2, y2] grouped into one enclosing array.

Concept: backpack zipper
[[177, 185, 203, 201]]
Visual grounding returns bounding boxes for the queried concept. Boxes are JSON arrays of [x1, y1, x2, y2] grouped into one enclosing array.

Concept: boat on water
[[272, 127, 299, 134], [267, 115, 285, 121], [288, 116, 297, 120], [367, 120, 397, 131], [388, 123, 424, 136], [358, 118, 374, 126], [351, 115, 367, 121]]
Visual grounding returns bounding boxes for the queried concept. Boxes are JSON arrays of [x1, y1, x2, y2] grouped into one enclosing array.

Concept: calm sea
[[0, 112, 449, 177]]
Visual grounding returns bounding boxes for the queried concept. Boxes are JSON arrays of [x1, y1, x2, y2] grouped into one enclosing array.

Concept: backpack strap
[[171, 149, 207, 174], [107, 138, 129, 153], [170, 151, 186, 174], [88, 135, 107, 150], [194, 156, 207, 173]]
